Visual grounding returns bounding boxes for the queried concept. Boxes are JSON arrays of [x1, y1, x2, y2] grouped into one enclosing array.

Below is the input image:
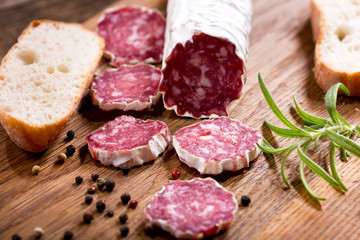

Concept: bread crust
[[311, 0, 360, 96], [0, 20, 104, 152]]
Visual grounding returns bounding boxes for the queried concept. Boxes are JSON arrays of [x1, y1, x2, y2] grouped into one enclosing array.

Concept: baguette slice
[[0, 20, 104, 152], [311, 0, 360, 96]]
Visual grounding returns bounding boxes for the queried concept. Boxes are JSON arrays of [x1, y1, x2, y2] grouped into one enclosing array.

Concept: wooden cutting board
[[1, 0, 360, 239]]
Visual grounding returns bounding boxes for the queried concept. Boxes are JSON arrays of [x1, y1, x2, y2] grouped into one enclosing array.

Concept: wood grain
[[1, 0, 360, 239]]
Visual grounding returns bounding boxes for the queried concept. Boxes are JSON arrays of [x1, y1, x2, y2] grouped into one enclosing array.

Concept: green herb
[[257, 73, 360, 200]]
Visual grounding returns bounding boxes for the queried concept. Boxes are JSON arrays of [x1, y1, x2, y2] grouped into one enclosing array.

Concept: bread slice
[[311, 0, 360, 96], [0, 20, 104, 152]]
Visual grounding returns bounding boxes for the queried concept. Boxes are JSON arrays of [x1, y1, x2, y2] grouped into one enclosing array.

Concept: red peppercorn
[[129, 200, 138, 209], [171, 168, 181, 180]]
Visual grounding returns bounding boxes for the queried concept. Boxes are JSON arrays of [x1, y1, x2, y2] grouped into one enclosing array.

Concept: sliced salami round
[[97, 6, 166, 67], [173, 117, 262, 175], [144, 178, 238, 239], [159, 0, 253, 118], [90, 64, 161, 111], [86, 115, 170, 169]]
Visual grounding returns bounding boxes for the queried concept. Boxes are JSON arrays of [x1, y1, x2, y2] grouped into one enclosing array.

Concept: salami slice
[[173, 117, 262, 175], [86, 116, 170, 169], [159, 0, 252, 118], [97, 6, 166, 67], [90, 64, 161, 111], [144, 178, 238, 239]]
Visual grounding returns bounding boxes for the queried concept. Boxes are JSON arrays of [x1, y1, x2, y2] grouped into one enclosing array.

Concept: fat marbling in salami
[[144, 178, 238, 239], [159, 0, 252, 118], [97, 6, 166, 67], [86, 116, 170, 169], [91, 64, 161, 111], [173, 117, 262, 175]]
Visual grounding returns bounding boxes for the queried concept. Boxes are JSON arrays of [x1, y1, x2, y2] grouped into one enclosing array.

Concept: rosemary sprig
[[257, 73, 360, 200]]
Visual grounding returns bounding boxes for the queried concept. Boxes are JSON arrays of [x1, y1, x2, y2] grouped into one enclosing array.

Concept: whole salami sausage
[[144, 178, 238, 239], [159, 0, 253, 118], [173, 117, 262, 175], [86, 116, 170, 169]]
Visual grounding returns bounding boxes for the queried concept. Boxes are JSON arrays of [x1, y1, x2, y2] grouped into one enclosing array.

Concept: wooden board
[[1, 0, 360, 239]]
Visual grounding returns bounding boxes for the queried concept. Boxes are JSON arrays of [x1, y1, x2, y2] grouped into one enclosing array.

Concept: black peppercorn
[[122, 168, 130, 175], [241, 195, 251, 207], [106, 210, 114, 217], [63, 230, 73, 240], [120, 193, 131, 204], [87, 186, 96, 194], [75, 176, 83, 185], [66, 145, 76, 157], [83, 212, 93, 224], [85, 195, 93, 204], [91, 173, 99, 181], [119, 213, 128, 224], [105, 179, 115, 192], [11, 234, 22, 240], [66, 130, 75, 140], [120, 225, 129, 237], [96, 200, 106, 213]]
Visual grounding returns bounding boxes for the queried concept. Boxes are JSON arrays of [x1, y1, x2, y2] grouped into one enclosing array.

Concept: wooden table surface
[[1, 0, 360, 239]]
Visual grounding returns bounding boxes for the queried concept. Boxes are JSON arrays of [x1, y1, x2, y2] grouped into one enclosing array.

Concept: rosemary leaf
[[265, 119, 310, 138], [299, 160, 326, 201], [326, 130, 360, 158], [294, 96, 328, 126], [329, 142, 348, 191], [324, 83, 350, 126], [281, 150, 293, 188]]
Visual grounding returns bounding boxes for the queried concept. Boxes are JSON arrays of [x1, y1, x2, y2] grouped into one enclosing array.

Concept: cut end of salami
[[97, 6, 166, 67], [160, 33, 244, 118], [86, 116, 170, 169], [90, 64, 161, 111], [173, 117, 262, 175], [144, 178, 238, 239]]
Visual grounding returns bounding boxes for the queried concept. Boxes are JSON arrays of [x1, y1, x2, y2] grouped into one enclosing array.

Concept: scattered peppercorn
[[120, 193, 131, 204], [105, 179, 115, 192], [75, 176, 83, 185], [11, 234, 22, 240], [33, 227, 44, 239], [87, 186, 96, 194], [119, 213, 128, 224], [129, 200, 138, 209], [83, 212, 94, 224], [106, 210, 114, 217], [122, 168, 130, 175], [91, 173, 99, 181], [63, 231, 73, 240], [32, 165, 41, 175], [57, 153, 67, 164], [85, 195, 93, 204], [96, 178, 106, 190], [96, 200, 106, 213], [241, 195, 251, 207], [171, 168, 181, 180], [66, 145, 76, 157], [120, 225, 129, 237], [66, 130, 75, 140]]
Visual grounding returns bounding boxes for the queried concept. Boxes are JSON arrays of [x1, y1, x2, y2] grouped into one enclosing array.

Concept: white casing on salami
[[144, 178, 238, 239], [173, 117, 262, 175], [160, 0, 253, 118], [87, 116, 170, 169]]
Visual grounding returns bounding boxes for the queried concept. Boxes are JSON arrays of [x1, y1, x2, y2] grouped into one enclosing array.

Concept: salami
[[86, 116, 170, 169], [144, 178, 238, 239], [159, 0, 252, 118], [97, 6, 166, 67], [173, 117, 262, 175], [90, 64, 161, 111]]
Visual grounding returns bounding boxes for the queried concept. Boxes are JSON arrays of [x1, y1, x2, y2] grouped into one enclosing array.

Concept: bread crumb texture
[[316, 0, 360, 73], [0, 21, 102, 125]]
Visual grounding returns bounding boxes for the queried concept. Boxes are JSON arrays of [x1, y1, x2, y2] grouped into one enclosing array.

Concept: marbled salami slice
[[159, 0, 252, 118], [173, 117, 262, 175], [97, 6, 166, 67], [91, 64, 161, 111], [86, 116, 170, 169], [144, 178, 238, 239]]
